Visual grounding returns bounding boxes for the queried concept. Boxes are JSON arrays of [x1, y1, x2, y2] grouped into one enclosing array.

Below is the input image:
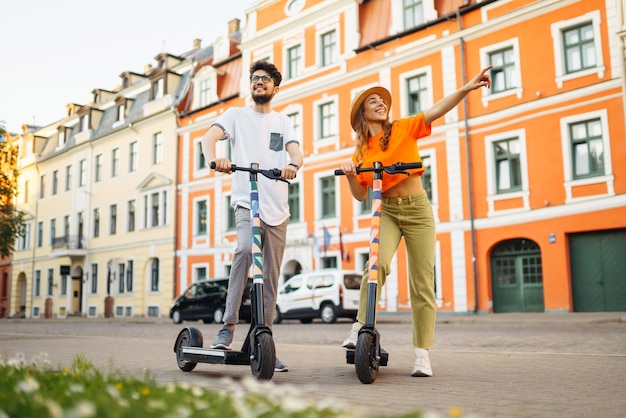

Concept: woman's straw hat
[[350, 86, 392, 130]]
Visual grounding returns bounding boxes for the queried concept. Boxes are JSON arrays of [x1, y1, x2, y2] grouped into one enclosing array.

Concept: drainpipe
[[457, 10, 479, 314], [29, 153, 41, 318]]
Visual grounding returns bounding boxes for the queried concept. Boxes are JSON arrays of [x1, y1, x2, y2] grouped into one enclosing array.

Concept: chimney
[[144, 64, 153, 75], [193, 38, 202, 49], [228, 18, 240, 35]]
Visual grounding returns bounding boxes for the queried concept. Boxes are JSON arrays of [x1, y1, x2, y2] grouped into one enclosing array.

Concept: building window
[[403, 0, 424, 29], [196, 199, 207, 235], [117, 103, 125, 122], [63, 215, 70, 242], [94, 154, 103, 182], [24, 180, 29, 203], [109, 204, 117, 235], [551, 11, 603, 88], [288, 182, 300, 223], [150, 258, 160, 292], [79, 159, 87, 187], [143, 190, 167, 228], [321, 30, 337, 67], [50, 218, 56, 245], [494, 138, 522, 193], [194, 266, 207, 282], [407, 73, 427, 115], [65, 165, 72, 192], [199, 79, 210, 108], [153, 132, 163, 164], [111, 148, 120, 178], [37, 221, 43, 247], [16, 222, 31, 251], [127, 200, 135, 232], [489, 47, 516, 93], [570, 118, 604, 179], [118, 263, 125, 294], [39, 175, 45, 199], [287, 44, 302, 79], [58, 129, 65, 147], [196, 141, 207, 170], [93, 209, 100, 237], [360, 188, 373, 215], [126, 260, 134, 292], [91, 263, 98, 294], [287, 111, 302, 140], [129, 141, 138, 173], [52, 170, 58, 196], [320, 176, 336, 218], [563, 23, 595, 74], [80, 114, 89, 132], [34, 270, 41, 297], [421, 155, 432, 202], [318, 102, 336, 139], [152, 78, 164, 100], [47, 268, 54, 296]]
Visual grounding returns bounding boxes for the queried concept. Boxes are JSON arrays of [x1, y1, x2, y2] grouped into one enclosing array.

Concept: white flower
[[17, 376, 40, 393]]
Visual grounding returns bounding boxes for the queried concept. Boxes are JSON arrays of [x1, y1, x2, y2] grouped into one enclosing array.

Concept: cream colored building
[[9, 50, 198, 319]]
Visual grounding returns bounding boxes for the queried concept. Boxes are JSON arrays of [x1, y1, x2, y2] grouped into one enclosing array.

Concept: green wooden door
[[491, 239, 545, 313], [569, 229, 626, 312]]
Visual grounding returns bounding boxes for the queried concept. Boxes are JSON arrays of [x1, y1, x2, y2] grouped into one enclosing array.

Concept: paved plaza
[[1, 312, 625, 417]]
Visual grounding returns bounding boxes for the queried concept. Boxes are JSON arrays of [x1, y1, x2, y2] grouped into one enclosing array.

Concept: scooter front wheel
[[250, 332, 275, 380], [354, 331, 379, 384], [175, 328, 199, 372]]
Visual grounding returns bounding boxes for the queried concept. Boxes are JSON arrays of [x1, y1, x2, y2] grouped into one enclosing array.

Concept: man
[[201, 61, 303, 372]]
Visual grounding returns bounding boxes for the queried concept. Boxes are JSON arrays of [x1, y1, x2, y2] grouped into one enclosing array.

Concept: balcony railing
[[51, 235, 85, 250]]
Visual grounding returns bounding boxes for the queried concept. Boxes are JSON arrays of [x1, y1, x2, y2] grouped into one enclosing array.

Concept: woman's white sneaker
[[412, 348, 433, 377], [342, 322, 362, 349]]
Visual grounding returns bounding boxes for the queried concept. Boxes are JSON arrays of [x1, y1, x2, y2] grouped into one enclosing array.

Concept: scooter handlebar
[[334, 161, 422, 176], [210, 161, 288, 183]]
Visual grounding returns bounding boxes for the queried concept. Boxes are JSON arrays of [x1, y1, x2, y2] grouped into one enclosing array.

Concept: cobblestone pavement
[[1, 312, 625, 418]]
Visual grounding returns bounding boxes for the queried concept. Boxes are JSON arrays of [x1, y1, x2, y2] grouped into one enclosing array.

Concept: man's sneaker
[[342, 322, 362, 349], [210, 326, 233, 350], [275, 358, 288, 372], [412, 348, 433, 377]]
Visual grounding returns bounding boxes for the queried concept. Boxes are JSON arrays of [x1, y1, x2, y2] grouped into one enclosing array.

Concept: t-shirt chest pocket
[[269, 132, 283, 152]]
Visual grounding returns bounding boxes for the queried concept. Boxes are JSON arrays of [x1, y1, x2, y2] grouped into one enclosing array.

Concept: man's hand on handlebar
[[281, 164, 298, 180], [211, 158, 232, 174]]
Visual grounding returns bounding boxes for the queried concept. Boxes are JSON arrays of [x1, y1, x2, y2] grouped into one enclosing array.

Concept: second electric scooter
[[335, 161, 422, 384], [174, 162, 289, 380]]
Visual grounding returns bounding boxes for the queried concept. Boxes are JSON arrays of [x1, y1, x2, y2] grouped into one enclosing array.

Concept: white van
[[275, 269, 362, 324]]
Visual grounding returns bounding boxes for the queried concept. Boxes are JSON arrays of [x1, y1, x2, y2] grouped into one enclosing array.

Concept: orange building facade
[[175, 0, 626, 315]]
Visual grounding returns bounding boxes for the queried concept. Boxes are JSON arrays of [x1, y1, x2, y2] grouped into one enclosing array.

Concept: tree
[[0, 122, 26, 258]]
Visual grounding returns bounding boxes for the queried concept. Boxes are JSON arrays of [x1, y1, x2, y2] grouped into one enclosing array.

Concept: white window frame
[[399, 66, 433, 117], [129, 140, 138, 173], [142, 188, 169, 229], [284, 104, 303, 143], [193, 196, 209, 237], [194, 67, 220, 109], [417, 148, 440, 223], [390, 0, 437, 34], [312, 94, 339, 154], [551, 10, 604, 88], [560, 109, 614, 203], [193, 264, 210, 283], [484, 129, 530, 216], [313, 170, 341, 224], [479, 38, 523, 105], [283, 37, 305, 81], [315, 19, 340, 68]]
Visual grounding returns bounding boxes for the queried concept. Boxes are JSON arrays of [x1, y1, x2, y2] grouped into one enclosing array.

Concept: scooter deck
[[181, 346, 250, 366], [346, 347, 389, 366]]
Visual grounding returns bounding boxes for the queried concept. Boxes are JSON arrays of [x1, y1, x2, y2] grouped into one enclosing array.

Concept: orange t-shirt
[[352, 113, 431, 193]]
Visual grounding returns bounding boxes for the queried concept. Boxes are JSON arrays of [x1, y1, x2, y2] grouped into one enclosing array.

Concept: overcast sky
[[1, 1, 251, 134]]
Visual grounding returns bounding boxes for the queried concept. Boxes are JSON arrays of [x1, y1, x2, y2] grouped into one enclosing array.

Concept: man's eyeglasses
[[250, 75, 273, 84]]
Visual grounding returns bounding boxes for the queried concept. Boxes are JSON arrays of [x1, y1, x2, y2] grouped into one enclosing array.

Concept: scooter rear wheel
[[354, 332, 379, 384], [250, 332, 275, 380]]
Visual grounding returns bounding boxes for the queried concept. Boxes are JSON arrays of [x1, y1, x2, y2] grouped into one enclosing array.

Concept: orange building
[[175, 0, 626, 315]]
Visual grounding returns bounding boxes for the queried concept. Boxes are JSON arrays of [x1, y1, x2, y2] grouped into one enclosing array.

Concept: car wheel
[[172, 310, 182, 324], [320, 304, 337, 324], [273, 308, 282, 324], [213, 307, 224, 324]]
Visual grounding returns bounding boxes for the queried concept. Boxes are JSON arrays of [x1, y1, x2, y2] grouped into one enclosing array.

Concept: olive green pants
[[356, 191, 436, 349]]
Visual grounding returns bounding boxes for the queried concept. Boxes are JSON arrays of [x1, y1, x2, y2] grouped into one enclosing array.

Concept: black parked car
[[170, 278, 252, 324]]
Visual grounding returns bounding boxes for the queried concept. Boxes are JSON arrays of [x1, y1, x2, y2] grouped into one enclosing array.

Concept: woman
[[340, 66, 491, 377]]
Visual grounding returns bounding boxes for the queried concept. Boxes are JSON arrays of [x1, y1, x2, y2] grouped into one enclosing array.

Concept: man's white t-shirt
[[214, 107, 298, 226]]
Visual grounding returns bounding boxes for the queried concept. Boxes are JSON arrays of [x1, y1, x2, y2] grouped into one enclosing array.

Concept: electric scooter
[[174, 162, 289, 380], [335, 161, 422, 384]]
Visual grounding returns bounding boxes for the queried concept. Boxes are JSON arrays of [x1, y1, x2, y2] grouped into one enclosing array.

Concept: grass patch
[[0, 353, 434, 418]]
